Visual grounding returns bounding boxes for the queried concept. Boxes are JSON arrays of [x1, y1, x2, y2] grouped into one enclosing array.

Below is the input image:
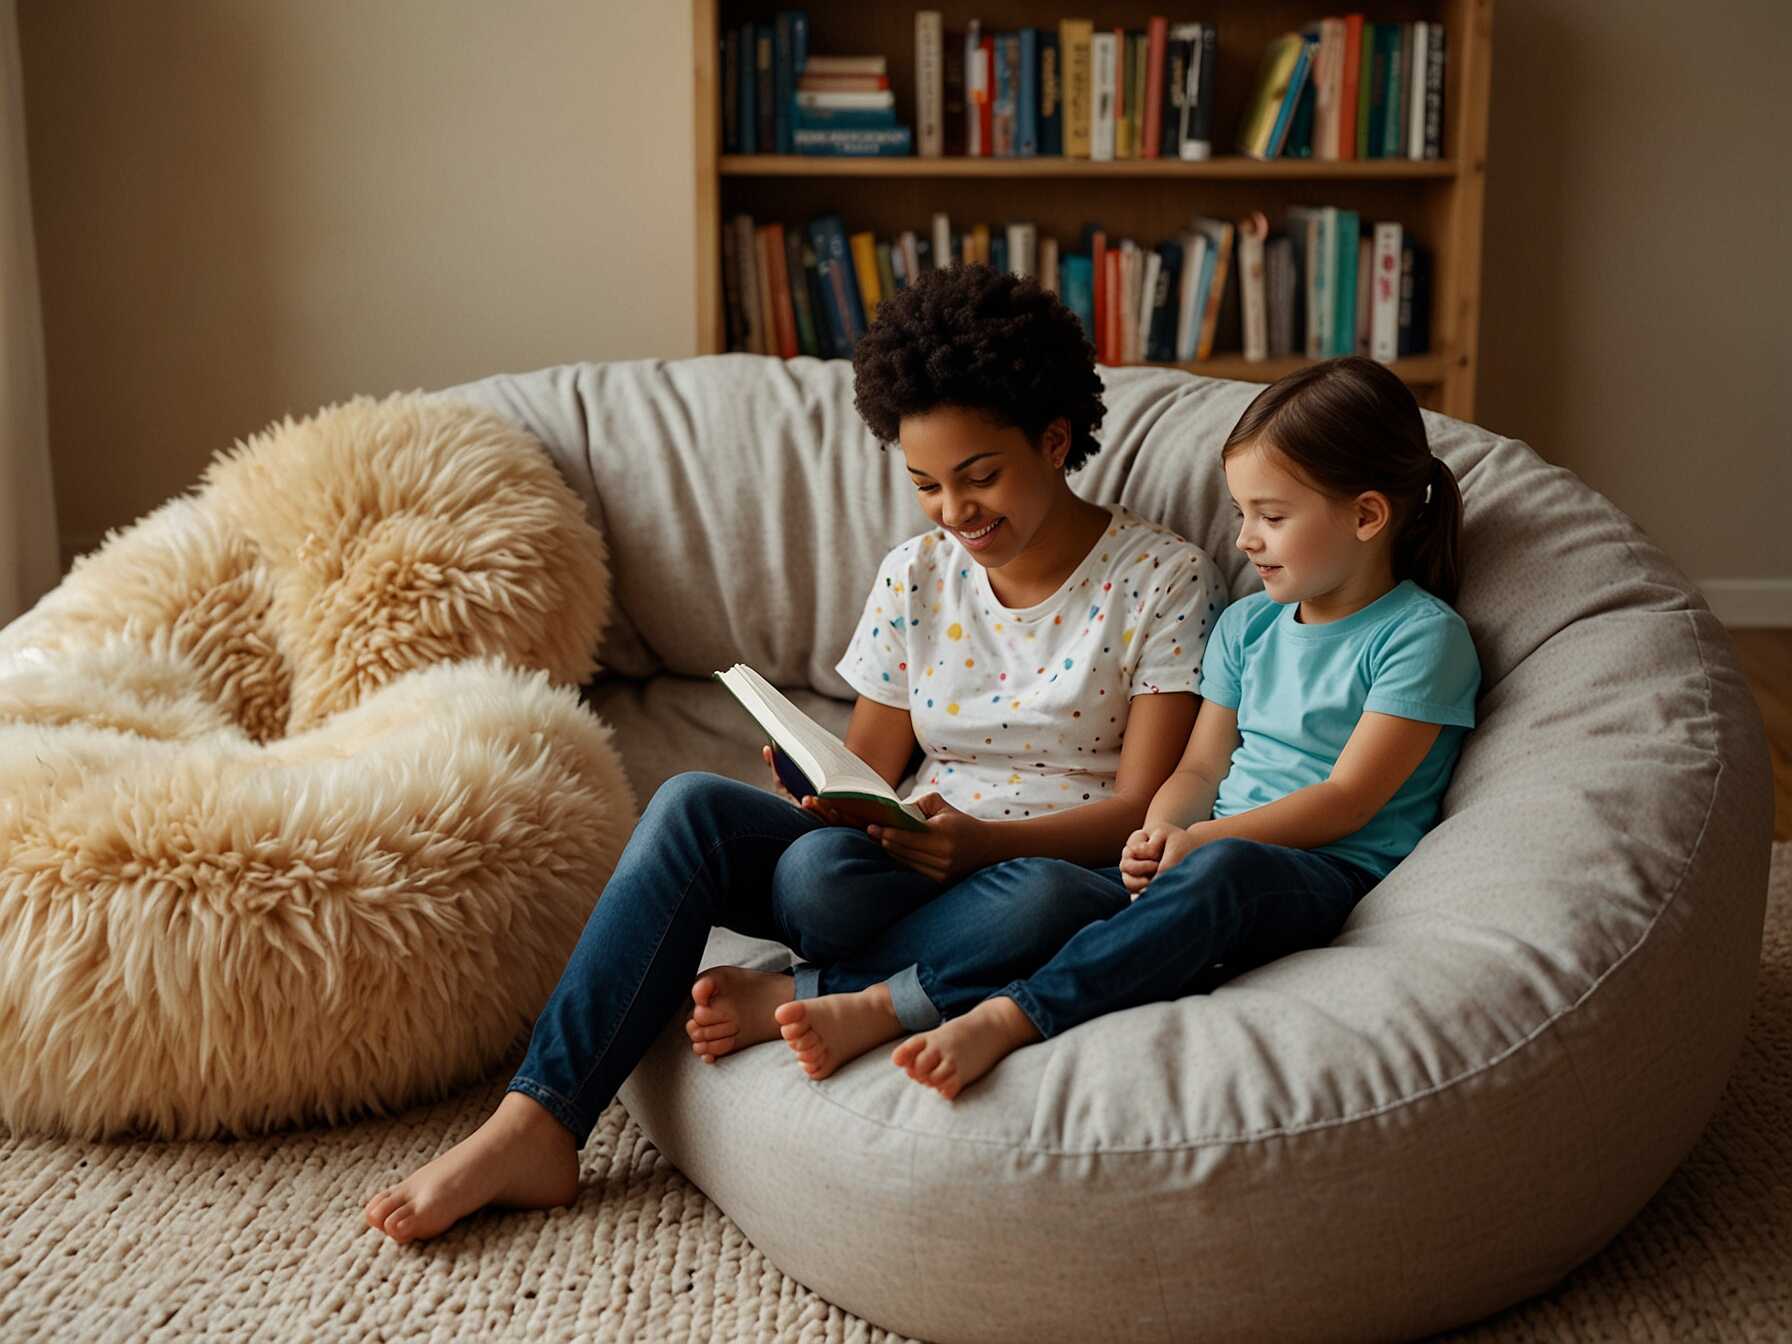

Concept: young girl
[[363, 263, 1228, 1243], [779, 355, 1481, 1100]]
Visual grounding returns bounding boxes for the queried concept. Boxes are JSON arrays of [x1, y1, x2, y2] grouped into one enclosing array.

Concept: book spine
[[1424, 23, 1445, 159], [1040, 235, 1059, 295], [755, 25, 774, 154], [943, 30, 967, 156], [733, 213, 763, 353], [1332, 210, 1359, 359], [850, 231, 882, 322], [1113, 30, 1132, 160], [1061, 254, 1094, 342], [965, 22, 982, 156], [1239, 215, 1268, 362], [1393, 22, 1413, 158], [721, 211, 743, 350], [1340, 14, 1363, 160], [875, 240, 898, 305], [765, 221, 799, 358], [1038, 34, 1062, 155], [738, 22, 756, 154], [1061, 20, 1092, 157], [781, 231, 817, 358], [1184, 23, 1216, 160], [793, 128, 914, 154], [1370, 221, 1401, 362], [1164, 28, 1191, 161], [774, 12, 795, 155], [1018, 28, 1038, 156], [1091, 229, 1106, 354], [1407, 21, 1428, 160], [1174, 234, 1202, 361], [1355, 234, 1372, 355], [1358, 24, 1379, 158], [753, 226, 779, 359], [1103, 247, 1121, 363], [1266, 41, 1311, 158], [801, 242, 838, 357], [932, 211, 952, 271], [994, 32, 1016, 156], [822, 217, 867, 338], [917, 10, 943, 157], [1142, 18, 1166, 158], [979, 35, 995, 155], [1195, 223, 1230, 361], [1090, 32, 1116, 161]]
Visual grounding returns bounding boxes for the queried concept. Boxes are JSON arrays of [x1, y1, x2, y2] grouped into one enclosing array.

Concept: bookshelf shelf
[[694, 1, 1493, 419], [721, 154, 1459, 180]]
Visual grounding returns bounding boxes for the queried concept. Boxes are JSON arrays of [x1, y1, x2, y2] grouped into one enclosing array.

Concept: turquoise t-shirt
[[1196, 580, 1481, 880]]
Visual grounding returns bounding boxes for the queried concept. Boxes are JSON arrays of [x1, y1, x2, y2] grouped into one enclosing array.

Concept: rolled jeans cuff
[[992, 980, 1057, 1040], [885, 963, 943, 1032], [504, 1076, 587, 1144], [791, 961, 822, 1002]]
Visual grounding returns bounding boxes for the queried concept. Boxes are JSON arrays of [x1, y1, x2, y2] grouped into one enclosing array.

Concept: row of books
[[722, 209, 1431, 367], [721, 11, 915, 157], [1242, 17, 1446, 160]]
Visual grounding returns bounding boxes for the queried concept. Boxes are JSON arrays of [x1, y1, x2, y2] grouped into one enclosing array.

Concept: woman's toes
[[364, 1191, 398, 1230]]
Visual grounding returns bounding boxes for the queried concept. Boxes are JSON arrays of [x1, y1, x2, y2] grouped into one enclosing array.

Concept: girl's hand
[[1120, 826, 1166, 896], [1156, 824, 1202, 879], [867, 793, 992, 884], [763, 745, 850, 827]]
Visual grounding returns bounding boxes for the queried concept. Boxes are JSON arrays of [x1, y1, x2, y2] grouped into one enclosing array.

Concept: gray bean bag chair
[[439, 355, 1772, 1343]]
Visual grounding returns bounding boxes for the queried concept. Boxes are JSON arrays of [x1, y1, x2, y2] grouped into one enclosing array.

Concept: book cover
[[715, 665, 928, 830], [1038, 32, 1062, 155], [793, 127, 914, 155], [1061, 20, 1093, 157], [917, 10, 944, 156], [1018, 28, 1039, 156], [1238, 33, 1302, 159], [1263, 38, 1314, 158]]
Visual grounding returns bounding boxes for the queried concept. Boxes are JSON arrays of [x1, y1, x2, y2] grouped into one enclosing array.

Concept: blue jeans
[[937, 838, 1379, 1040], [506, 772, 1122, 1144]]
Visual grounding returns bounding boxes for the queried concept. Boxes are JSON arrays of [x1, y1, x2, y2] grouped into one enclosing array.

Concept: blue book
[[793, 127, 914, 156], [991, 236, 1008, 275], [815, 214, 867, 338], [1333, 210, 1360, 357], [774, 13, 797, 154], [994, 33, 1016, 156], [1038, 33, 1062, 155], [1017, 28, 1039, 156], [737, 21, 756, 153], [1060, 255, 1095, 343], [1264, 39, 1313, 158], [1147, 241, 1182, 361], [801, 242, 843, 358], [795, 107, 900, 130]]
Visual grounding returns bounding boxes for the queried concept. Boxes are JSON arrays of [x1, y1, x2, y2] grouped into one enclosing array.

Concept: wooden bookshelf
[[694, 1, 1493, 419]]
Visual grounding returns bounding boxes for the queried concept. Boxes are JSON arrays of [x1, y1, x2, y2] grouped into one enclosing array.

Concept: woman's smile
[[955, 517, 1005, 550]]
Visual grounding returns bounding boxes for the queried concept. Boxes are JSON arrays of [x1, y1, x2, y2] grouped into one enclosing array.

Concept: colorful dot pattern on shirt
[[836, 505, 1227, 818]]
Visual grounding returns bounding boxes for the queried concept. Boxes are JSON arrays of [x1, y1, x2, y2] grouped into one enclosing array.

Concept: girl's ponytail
[[1395, 456, 1463, 606], [1221, 356, 1464, 605]]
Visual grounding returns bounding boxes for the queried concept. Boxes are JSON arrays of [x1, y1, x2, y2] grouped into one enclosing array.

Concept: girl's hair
[[851, 262, 1107, 471], [1221, 355, 1463, 604]]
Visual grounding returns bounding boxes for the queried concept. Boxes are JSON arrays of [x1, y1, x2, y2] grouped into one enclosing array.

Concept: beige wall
[[19, 0, 698, 561], [18, 1, 1790, 614]]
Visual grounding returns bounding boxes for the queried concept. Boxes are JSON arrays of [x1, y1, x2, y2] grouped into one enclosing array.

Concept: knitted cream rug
[[4, 848, 1789, 1343]]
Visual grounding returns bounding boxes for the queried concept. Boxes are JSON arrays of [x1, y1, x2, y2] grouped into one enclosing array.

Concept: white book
[[1174, 232, 1208, 361], [1007, 221, 1036, 278], [796, 90, 895, 110], [932, 211, 952, 272], [804, 55, 887, 76], [1040, 236, 1060, 295], [1116, 241, 1136, 362], [1090, 33, 1117, 161], [715, 664, 928, 831], [1315, 19, 1344, 161], [917, 11, 944, 158], [1238, 211, 1269, 362], [899, 230, 922, 284], [1407, 22, 1429, 160], [1138, 250, 1162, 363], [966, 22, 984, 157], [1370, 222, 1403, 362]]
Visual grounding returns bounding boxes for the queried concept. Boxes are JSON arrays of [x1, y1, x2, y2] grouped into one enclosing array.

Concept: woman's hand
[[867, 793, 992, 884], [763, 745, 851, 827]]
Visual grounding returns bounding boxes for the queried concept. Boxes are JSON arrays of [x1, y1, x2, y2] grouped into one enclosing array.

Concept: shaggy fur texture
[[0, 394, 636, 1139]]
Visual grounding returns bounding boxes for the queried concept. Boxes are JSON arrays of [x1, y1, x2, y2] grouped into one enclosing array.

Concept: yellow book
[[1113, 29, 1133, 159], [849, 231, 882, 318], [1240, 34, 1306, 159], [1060, 19, 1093, 158], [971, 223, 990, 266]]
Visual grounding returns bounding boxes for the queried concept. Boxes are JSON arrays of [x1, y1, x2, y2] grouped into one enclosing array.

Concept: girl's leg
[[766, 858, 1132, 1080], [365, 771, 825, 1243], [797, 858, 1134, 1030], [894, 839, 1378, 1098]]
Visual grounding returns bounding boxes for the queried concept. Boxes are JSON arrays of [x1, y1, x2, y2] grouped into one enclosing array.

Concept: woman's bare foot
[[686, 965, 796, 1063], [890, 996, 1043, 1100], [773, 983, 905, 1079], [363, 1091, 579, 1244]]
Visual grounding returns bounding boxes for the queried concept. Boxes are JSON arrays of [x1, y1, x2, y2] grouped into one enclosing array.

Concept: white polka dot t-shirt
[[835, 504, 1227, 819]]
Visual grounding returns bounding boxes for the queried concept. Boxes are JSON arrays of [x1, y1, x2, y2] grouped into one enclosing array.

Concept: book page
[[717, 665, 899, 802]]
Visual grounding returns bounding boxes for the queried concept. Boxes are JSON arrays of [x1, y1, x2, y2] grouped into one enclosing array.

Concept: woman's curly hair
[[851, 263, 1106, 472]]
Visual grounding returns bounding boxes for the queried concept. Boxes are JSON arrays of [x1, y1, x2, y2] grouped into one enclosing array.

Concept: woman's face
[[898, 406, 1069, 569]]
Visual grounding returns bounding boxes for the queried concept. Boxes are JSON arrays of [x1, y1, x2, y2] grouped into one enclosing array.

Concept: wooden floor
[[1733, 629, 1792, 841]]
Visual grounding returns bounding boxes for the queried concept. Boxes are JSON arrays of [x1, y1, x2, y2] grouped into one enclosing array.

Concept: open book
[[714, 664, 929, 832]]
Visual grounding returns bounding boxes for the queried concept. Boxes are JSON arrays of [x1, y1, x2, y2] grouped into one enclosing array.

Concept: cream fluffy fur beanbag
[[0, 394, 636, 1139]]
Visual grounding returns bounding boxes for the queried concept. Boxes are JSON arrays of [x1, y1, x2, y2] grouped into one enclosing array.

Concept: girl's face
[[898, 406, 1070, 569], [1224, 441, 1387, 605]]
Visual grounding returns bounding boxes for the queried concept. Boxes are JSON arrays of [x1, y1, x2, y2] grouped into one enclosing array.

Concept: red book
[[1091, 229, 1107, 359], [1142, 18, 1167, 158], [764, 222, 798, 358], [1096, 250, 1111, 363], [978, 36, 995, 156], [1340, 15, 1365, 161]]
